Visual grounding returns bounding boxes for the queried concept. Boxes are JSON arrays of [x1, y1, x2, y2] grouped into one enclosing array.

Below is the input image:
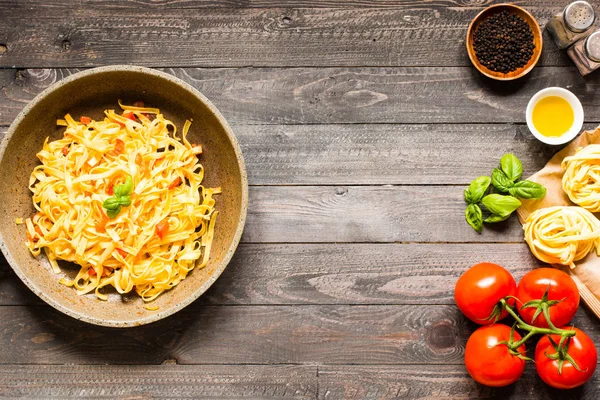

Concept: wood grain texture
[[318, 365, 600, 399], [236, 123, 563, 185], [0, 304, 597, 365], [0, 6, 567, 68], [0, 364, 317, 399], [243, 185, 524, 243], [0, 243, 545, 306], [4, 121, 566, 186], [2, 67, 599, 126], [0, 0, 576, 10]]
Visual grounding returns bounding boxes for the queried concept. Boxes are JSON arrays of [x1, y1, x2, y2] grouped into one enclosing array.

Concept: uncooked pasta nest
[[523, 206, 600, 269], [25, 101, 220, 304], [562, 144, 600, 212]]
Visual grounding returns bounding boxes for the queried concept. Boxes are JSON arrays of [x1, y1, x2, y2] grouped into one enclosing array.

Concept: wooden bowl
[[0, 66, 248, 327], [466, 4, 543, 80]]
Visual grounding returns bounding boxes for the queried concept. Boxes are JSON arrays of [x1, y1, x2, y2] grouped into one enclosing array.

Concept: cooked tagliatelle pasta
[[25, 101, 220, 302], [523, 206, 600, 269], [562, 144, 600, 212]]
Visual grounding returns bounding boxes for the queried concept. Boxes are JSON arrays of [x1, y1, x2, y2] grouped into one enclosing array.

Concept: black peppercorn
[[473, 10, 535, 74]]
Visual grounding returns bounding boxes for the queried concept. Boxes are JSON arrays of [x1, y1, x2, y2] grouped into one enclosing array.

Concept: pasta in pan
[[562, 144, 600, 212], [25, 101, 220, 302], [523, 206, 600, 269]]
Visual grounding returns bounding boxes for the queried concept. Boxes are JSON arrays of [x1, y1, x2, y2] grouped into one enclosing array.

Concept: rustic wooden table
[[1, 0, 600, 398]]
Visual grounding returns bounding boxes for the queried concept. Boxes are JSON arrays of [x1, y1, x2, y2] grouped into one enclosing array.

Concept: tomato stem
[[499, 298, 576, 351]]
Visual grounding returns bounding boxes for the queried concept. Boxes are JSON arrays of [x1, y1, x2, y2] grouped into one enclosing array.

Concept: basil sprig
[[509, 180, 546, 199], [464, 176, 490, 232], [481, 194, 522, 222], [500, 153, 523, 182], [464, 153, 546, 233], [102, 175, 133, 218]]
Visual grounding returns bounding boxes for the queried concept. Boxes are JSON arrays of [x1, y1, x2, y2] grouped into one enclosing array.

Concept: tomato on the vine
[[517, 268, 579, 329], [455, 262, 517, 324], [465, 324, 526, 387], [535, 327, 597, 389]]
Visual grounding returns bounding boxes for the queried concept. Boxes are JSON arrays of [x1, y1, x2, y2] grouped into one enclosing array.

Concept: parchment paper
[[517, 127, 600, 319]]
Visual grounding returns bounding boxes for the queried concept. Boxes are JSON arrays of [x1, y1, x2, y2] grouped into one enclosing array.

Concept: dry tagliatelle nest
[[523, 206, 600, 269], [562, 144, 600, 212]]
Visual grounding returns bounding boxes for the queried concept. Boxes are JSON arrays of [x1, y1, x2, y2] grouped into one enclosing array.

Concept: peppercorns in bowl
[[466, 4, 543, 80]]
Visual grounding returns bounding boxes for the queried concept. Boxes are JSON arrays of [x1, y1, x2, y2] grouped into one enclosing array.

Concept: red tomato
[[465, 324, 526, 387], [116, 248, 128, 258], [80, 116, 92, 124], [123, 111, 136, 121], [535, 327, 597, 389], [517, 268, 579, 329], [156, 218, 170, 240], [112, 138, 125, 155], [455, 262, 517, 324], [88, 267, 96, 277], [61, 145, 69, 156]]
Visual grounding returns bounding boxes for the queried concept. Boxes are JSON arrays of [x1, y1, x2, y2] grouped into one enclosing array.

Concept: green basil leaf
[[492, 168, 514, 193], [465, 203, 483, 233], [114, 175, 133, 197], [118, 196, 131, 207], [484, 213, 511, 223], [464, 176, 491, 204], [509, 180, 547, 200], [500, 153, 523, 182], [106, 206, 121, 219], [481, 194, 522, 217], [102, 197, 121, 211]]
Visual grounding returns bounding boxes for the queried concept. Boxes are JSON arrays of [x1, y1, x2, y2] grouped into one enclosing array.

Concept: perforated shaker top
[[564, 1, 595, 33], [586, 31, 600, 62]]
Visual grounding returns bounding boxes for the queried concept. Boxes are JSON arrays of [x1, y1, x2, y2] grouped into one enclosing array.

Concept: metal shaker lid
[[564, 1, 595, 33], [586, 31, 600, 62]]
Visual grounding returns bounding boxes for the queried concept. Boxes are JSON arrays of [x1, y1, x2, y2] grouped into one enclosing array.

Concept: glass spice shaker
[[546, 1, 595, 49], [567, 30, 600, 75]]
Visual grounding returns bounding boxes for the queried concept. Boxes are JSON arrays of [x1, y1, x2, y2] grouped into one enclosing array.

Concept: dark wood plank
[[0, 304, 597, 365], [236, 123, 562, 185], [243, 185, 524, 243], [0, 6, 567, 68], [0, 0, 574, 9], [2, 67, 599, 126], [318, 365, 600, 399], [2, 122, 563, 186], [0, 243, 544, 307], [0, 364, 317, 399]]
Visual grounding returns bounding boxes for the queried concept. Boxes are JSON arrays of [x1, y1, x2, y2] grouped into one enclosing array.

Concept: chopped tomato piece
[[168, 177, 182, 189], [106, 182, 114, 196], [61, 145, 69, 156], [116, 248, 128, 258], [88, 267, 96, 277], [96, 214, 109, 232], [80, 116, 92, 124], [156, 218, 170, 240], [123, 111, 136, 121], [111, 138, 125, 156], [133, 101, 145, 108]]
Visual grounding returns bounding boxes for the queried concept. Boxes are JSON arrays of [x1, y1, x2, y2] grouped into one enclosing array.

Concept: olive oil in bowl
[[532, 96, 575, 137], [526, 87, 584, 145]]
